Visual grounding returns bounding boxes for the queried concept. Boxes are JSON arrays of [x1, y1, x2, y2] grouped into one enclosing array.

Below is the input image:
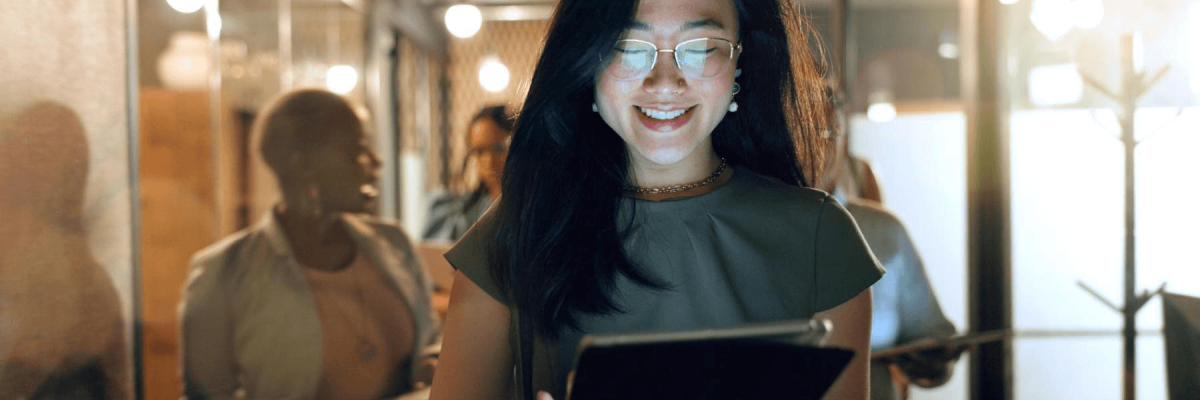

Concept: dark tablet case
[[567, 324, 854, 400]]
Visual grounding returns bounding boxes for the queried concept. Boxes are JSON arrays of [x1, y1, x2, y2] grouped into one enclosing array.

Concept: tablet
[[565, 320, 854, 400], [870, 329, 1010, 360]]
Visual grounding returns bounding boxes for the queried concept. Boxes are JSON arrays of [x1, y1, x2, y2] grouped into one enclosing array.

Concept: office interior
[[1, 0, 1198, 399]]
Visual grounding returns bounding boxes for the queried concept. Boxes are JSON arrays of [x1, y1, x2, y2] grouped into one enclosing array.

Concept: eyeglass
[[468, 139, 510, 157], [603, 38, 742, 80]]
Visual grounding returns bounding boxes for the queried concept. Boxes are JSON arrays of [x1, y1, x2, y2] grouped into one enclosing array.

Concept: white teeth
[[639, 107, 686, 120], [360, 184, 379, 198]]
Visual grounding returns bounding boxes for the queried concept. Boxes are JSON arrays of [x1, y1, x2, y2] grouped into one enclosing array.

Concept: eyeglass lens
[[605, 38, 735, 80]]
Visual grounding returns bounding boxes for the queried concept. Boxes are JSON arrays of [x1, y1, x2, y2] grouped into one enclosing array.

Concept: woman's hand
[[892, 344, 965, 388]]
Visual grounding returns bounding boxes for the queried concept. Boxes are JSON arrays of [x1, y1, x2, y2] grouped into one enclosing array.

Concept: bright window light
[[478, 60, 510, 92], [1191, 7, 1200, 96], [445, 5, 483, 38], [166, 0, 204, 13], [326, 65, 358, 95], [1030, 0, 1074, 42], [867, 102, 897, 122], [1072, 0, 1105, 29], [1028, 63, 1083, 107], [1132, 30, 1146, 73]]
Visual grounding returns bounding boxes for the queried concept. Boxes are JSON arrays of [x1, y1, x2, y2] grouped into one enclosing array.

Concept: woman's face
[[302, 117, 381, 214], [467, 118, 511, 196], [594, 0, 740, 169]]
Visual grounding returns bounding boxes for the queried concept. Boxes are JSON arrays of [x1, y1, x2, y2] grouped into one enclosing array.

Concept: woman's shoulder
[[725, 167, 832, 211], [186, 222, 275, 293], [190, 222, 268, 270], [443, 205, 510, 304]]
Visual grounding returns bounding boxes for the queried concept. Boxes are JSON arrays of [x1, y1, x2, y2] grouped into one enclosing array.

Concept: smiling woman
[[179, 89, 441, 400], [429, 0, 882, 399]]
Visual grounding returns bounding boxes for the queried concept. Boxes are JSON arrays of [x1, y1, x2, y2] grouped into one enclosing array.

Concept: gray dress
[[446, 167, 885, 398], [839, 198, 957, 400]]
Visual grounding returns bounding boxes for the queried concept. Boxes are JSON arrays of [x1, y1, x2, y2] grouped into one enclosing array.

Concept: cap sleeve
[[813, 195, 885, 312], [443, 205, 512, 305]]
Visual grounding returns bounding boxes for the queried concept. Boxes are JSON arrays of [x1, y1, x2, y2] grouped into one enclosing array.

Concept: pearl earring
[[592, 103, 598, 112], [734, 68, 742, 78], [732, 83, 741, 95], [728, 102, 739, 112]]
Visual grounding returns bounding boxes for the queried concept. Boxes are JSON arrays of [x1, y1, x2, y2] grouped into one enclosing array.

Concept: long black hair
[[489, 0, 831, 339]]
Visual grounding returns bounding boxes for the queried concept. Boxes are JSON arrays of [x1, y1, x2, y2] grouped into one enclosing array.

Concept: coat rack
[[1075, 32, 1171, 400]]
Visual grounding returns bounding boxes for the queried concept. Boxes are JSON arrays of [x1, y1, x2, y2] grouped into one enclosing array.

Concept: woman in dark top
[[422, 105, 513, 242], [429, 0, 883, 399]]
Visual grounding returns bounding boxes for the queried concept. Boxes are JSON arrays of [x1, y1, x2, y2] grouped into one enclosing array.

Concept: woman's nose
[[642, 54, 686, 95]]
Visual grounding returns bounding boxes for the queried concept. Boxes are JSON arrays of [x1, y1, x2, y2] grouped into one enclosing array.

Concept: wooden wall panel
[[138, 88, 217, 400]]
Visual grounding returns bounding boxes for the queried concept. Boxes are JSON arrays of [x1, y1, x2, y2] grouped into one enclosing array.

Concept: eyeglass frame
[[602, 37, 743, 80], [467, 137, 511, 158]]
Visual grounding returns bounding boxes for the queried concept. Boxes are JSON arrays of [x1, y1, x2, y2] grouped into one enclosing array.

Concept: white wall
[[850, 112, 969, 400]]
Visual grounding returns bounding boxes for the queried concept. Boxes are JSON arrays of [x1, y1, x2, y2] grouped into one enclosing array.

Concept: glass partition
[[806, 0, 970, 398], [1, 1, 138, 398], [1005, 0, 1200, 398]]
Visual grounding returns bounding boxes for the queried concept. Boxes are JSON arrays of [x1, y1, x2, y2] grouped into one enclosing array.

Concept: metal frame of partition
[[961, 0, 1013, 398], [829, 0, 1015, 397], [124, 0, 145, 397]]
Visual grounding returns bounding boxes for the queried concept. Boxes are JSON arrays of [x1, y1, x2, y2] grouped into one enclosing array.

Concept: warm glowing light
[[478, 60, 510, 92], [1072, 0, 1105, 29], [938, 43, 960, 59], [867, 102, 897, 122], [326, 65, 359, 94], [1028, 63, 1083, 106], [205, 9, 222, 38], [445, 5, 483, 38], [166, 0, 204, 13], [999, 0, 1019, 4], [1030, 0, 1074, 42], [866, 92, 897, 122], [157, 32, 210, 91], [938, 29, 959, 59], [500, 6, 524, 21]]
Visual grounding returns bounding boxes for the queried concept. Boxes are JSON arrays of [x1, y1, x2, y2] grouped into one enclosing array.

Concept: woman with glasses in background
[[430, 0, 883, 399], [422, 105, 513, 242]]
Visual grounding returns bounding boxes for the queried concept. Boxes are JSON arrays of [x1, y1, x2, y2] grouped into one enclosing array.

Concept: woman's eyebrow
[[628, 18, 726, 32]]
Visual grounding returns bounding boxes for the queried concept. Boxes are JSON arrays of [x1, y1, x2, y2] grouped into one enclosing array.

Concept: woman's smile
[[635, 104, 696, 132]]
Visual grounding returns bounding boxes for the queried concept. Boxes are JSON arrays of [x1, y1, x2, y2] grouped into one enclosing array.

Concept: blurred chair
[[416, 242, 455, 317], [1162, 292, 1200, 400]]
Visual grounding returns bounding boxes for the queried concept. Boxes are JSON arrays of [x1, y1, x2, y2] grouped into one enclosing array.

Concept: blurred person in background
[[422, 105, 514, 243], [179, 89, 440, 400], [0, 102, 131, 400], [819, 86, 962, 400]]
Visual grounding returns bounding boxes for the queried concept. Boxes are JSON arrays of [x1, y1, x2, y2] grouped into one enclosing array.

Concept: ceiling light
[[445, 5, 483, 38], [478, 59, 510, 92], [166, 0, 204, 13], [1030, 0, 1074, 42], [326, 65, 358, 95]]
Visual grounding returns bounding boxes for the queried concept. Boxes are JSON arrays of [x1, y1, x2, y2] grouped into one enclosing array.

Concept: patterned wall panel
[[444, 20, 548, 191]]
